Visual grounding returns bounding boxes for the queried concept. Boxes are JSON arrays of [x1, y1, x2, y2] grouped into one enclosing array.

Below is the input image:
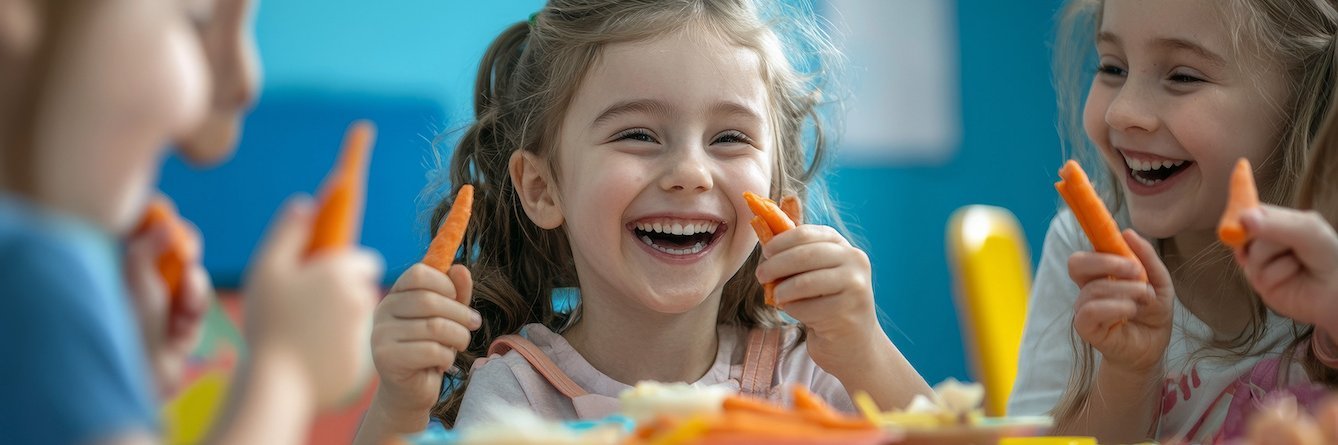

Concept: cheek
[[1082, 87, 1110, 145]]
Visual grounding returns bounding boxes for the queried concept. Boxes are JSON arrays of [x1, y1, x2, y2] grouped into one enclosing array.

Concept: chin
[[176, 114, 241, 166]]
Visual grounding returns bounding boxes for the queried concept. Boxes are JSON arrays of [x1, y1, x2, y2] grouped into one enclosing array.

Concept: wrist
[[370, 386, 433, 434]]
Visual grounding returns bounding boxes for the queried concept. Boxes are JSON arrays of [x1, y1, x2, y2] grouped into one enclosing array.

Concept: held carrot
[[1218, 158, 1259, 249], [133, 197, 195, 302], [744, 192, 796, 234], [780, 195, 802, 225], [743, 192, 797, 306], [1055, 160, 1147, 282], [306, 121, 375, 256], [421, 184, 475, 273]]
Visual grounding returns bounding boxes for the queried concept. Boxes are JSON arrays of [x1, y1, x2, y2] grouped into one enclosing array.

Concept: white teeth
[[1123, 154, 1188, 172], [634, 220, 719, 235]]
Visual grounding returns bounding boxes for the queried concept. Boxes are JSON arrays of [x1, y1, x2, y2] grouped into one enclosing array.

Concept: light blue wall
[[160, 0, 1065, 386]]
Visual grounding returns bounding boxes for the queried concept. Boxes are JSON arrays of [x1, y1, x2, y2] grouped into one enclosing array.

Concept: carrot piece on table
[[1055, 160, 1147, 282], [791, 386, 874, 430], [134, 196, 195, 302], [306, 120, 375, 256], [1218, 158, 1259, 249], [723, 395, 792, 418], [421, 184, 475, 273]]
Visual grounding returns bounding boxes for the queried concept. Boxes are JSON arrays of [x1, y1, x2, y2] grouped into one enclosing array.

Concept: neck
[[1163, 227, 1254, 336], [563, 289, 721, 386]]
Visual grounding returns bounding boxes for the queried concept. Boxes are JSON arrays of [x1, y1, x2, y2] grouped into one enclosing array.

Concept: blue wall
[[160, 0, 1065, 386]]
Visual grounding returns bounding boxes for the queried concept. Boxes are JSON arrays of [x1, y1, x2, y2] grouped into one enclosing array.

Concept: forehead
[[567, 27, 771, 125], [1099, 0, 1231, 52]]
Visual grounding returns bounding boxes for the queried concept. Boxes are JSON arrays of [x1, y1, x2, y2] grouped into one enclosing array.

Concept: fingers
[[1243, 206, 1338, 274], [1067, 251, 1143, 286], [759, 224, 850, 259], [252, 195, 315, 272]]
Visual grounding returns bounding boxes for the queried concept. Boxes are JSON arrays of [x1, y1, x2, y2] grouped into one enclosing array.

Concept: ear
[[509, 150, 563, 229]]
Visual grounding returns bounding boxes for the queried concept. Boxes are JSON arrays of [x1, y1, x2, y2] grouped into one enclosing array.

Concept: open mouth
[[1123, 152, 1193, 186], [629, 218, 726, 256]]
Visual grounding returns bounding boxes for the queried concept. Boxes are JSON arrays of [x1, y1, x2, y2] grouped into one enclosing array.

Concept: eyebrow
[[1096, 32, 1226, 68], [590, 99, 674, 128]]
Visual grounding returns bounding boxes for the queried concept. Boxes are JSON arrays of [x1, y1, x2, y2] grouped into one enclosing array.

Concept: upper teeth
[[634, 221, 719, 236], [1124, 155, 1186, 172]]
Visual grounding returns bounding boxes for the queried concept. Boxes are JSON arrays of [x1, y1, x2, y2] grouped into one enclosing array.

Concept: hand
[[368, 262, 478, 433], [123, 206, 211, 400], [1234, 205, 1338, 331], [243, 196, 384, 409], [1068, 230, 1173, 374], [755, 224, 879, 371]]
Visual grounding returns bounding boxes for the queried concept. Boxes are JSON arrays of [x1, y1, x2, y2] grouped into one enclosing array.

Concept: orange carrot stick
[[723, 395, 792, 417], [744, 192, 796, 234], [779, 196, 802, 225], [1218, 158, 1259, 249], [744, 192, 798, 306], [306, 121, 375, 256], [1055, 160, 1147, 282], [134, 197, 195, 302], [422, 184, 475, 273], [749, 216, 778, 305], [791, 386, 874, 430]]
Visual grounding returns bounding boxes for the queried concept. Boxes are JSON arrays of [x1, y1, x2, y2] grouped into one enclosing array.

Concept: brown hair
[[1050, 0, 1338, 429], [425, 0, 842, 425]]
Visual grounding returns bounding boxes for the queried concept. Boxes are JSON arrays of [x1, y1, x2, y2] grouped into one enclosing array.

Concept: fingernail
[[470, 310, 482, 329]]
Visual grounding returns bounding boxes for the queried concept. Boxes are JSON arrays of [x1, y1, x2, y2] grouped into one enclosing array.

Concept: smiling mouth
[[1123, 152, 1194, 186], [629, 219, 726, 256]]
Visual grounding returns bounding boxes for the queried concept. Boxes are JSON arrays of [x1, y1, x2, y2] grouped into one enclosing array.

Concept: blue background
[[159, 0, 1064, 386]]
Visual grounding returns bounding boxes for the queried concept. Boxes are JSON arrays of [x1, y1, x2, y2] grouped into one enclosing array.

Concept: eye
[[1096, 64, 1127, 78], [613, 128, 659, 143], [1168, 71, 1205, 84], [712, 130, 755, 146]]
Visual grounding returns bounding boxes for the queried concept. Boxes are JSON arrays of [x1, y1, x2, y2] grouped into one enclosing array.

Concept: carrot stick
[[791, 386, 874, 430], [421, 184, 475, 273], [134, 196, 195, 302], [780, 196, 802, 225], [1218, 158, 1259, 249], [1055, 160, 1147, 282], [306, 121, 375, 256], [723, 395, 792, 418], [744, 192, 796, 234], [744, 192, 798, 306]]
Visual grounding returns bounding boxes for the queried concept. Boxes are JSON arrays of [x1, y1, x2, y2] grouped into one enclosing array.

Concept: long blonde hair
[[1050, 0, 1338, 428], [426, 0, 842, 425]]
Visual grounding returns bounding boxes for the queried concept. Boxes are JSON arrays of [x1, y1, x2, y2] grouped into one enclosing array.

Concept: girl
[[0, 0, 383, 443], [1009, 0, 1338, 442], [355, 0, 931, 440]]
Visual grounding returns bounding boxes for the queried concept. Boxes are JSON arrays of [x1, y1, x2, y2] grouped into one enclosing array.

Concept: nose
[[658, 142, 713, 193], [1104, 80, 1159, 133]]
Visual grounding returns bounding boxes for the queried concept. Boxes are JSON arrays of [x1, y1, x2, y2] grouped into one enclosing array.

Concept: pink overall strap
[[488, 334, 589, 399], [739, 327, 783, 399]]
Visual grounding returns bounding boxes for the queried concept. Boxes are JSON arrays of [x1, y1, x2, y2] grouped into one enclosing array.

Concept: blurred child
[[0, 0, 383, 443]]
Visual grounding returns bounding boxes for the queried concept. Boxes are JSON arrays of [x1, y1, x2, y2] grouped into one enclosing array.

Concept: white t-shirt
[[1008, 210, 1296, 442]]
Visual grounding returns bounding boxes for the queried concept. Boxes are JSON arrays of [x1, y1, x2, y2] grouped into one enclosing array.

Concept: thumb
[[1125, 229, 1172, 298], [447, 264, 473, 306], [253, 195, 315, 272]]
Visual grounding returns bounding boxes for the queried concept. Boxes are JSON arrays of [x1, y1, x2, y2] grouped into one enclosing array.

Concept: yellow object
[[947, 205, 1033, 417], [852, 391, 883, 423], [998, 437, 1097, 445], [161, 370, 231, 445]]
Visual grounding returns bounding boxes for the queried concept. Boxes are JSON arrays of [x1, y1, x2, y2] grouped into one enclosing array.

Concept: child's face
[[1083, 0, 1289, 239], [20, 0, 257, 231], [552, 28, 774, 315]]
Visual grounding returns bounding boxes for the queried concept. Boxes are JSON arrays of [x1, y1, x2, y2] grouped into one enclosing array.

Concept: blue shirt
[[0, 195, 157, 444]]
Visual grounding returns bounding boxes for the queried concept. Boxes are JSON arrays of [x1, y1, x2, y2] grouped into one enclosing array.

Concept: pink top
[[453, 322, 858, 428]]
